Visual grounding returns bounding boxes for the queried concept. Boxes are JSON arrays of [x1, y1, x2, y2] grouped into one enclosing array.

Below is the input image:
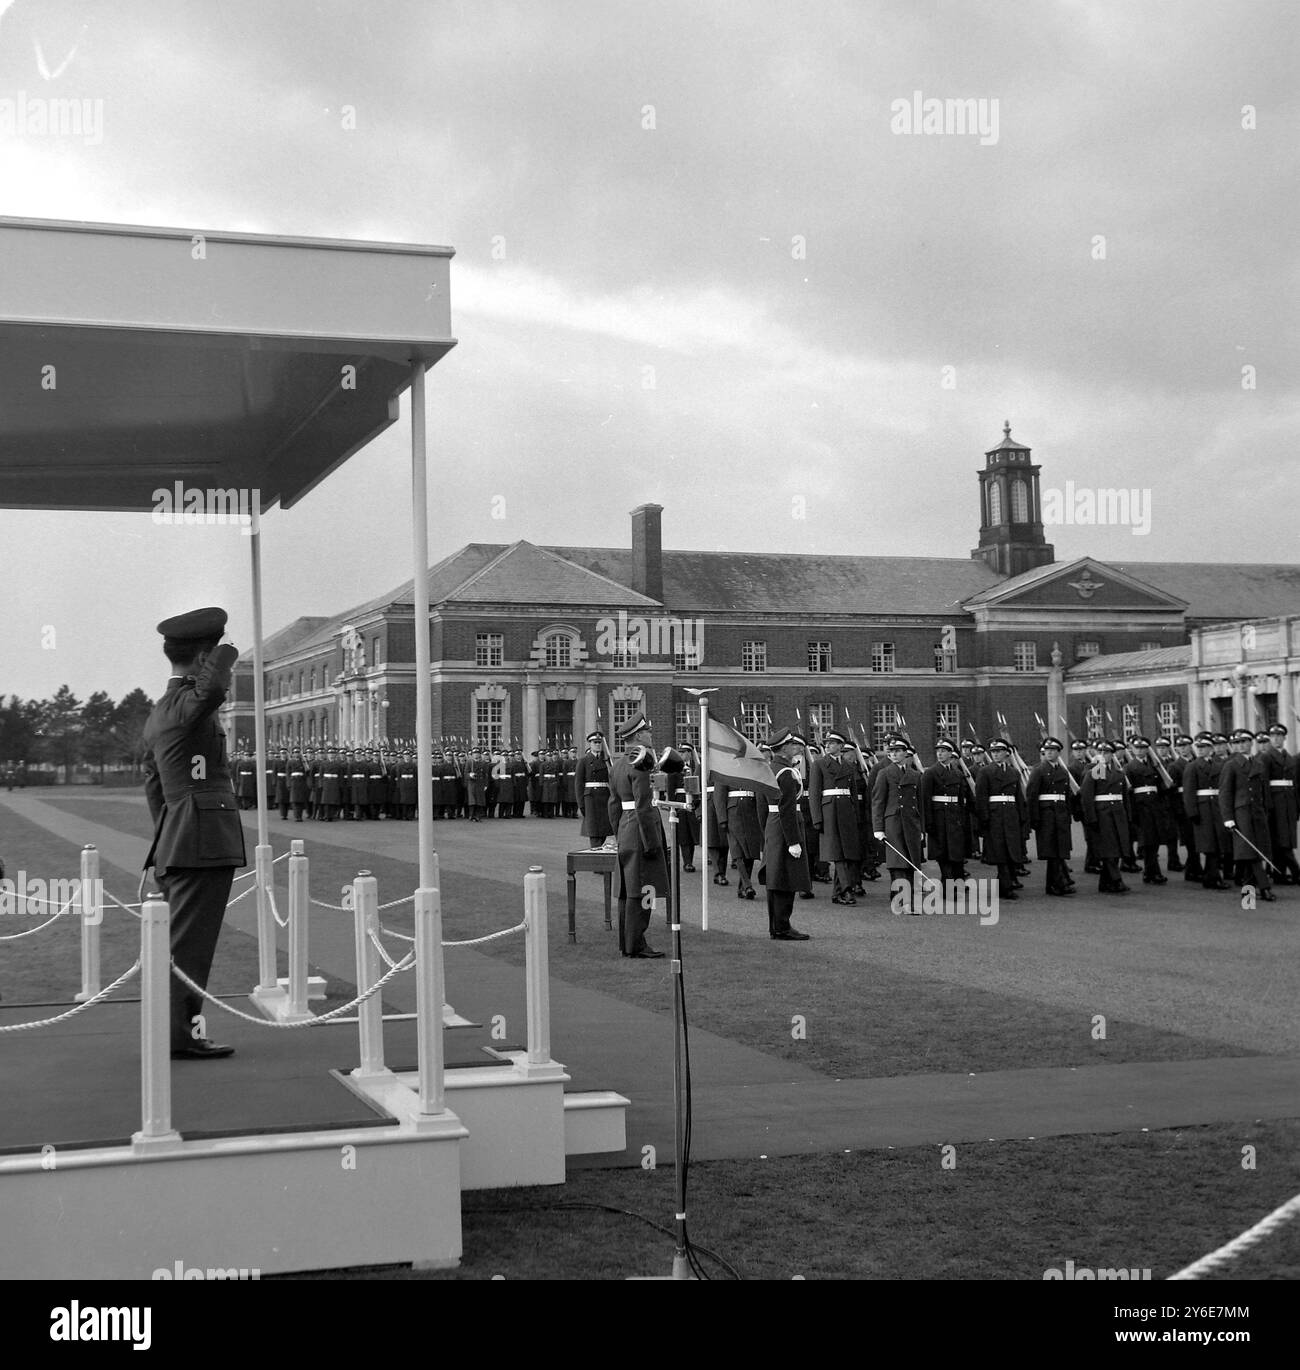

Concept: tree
[[39, 685, 84, 782], [111, 689, 155, 776], [81, 692, 118, 778], [0, 695, 42, 764]]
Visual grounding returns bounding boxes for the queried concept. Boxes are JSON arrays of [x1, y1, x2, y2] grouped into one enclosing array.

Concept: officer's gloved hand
[[1224, 820, 1236, 829], [788, 844, 802, 859]]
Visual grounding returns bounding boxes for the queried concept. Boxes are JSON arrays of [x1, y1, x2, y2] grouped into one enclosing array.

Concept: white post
[[409, 357, 447, 1114], [414, 853, 445, 1118], [133, 893, 181, 1147], [700, 696, 710, 932], [524, 866, 551, 1066], [74, 844, 101, 1002], [249, 501, 278, 993], [350, 871, 387, 1078], [287, 838, 310, 1019]]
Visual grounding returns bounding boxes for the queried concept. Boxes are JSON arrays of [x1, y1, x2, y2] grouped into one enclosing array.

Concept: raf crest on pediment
[[1067, 571, 1105, 600]]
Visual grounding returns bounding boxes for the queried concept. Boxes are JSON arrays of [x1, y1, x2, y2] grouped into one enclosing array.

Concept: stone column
[[1046, 642, 1066, 739], [523, 676, 540, 758], [582, 680, 598, 745]]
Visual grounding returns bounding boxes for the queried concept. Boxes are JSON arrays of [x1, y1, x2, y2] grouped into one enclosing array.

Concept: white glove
[[1223, 819, 1235, 829], [788, 844, 802, 858], [874, 831, 885, 840]]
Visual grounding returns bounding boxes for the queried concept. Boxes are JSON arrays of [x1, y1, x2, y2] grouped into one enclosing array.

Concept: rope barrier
[[0, 891, 81, 940], [1167, 1190, 1300, 1279], [266, 886, 288, 929], [102, 890, 144, 919], [443, 920, 527, 948], [309, 897, 350, 911], [378, 895, 415, 910], [224, 883, 256, 908], [367, 927, 402, 970], [170, 955, 413, 1027], [0, 961, 141, 1033], [379, 924, 415, 944]]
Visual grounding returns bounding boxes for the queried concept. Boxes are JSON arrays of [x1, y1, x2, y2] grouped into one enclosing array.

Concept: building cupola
[[971, 421, 1055, 577]]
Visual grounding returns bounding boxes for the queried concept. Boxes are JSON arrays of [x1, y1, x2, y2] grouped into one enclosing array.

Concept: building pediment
[[962, 558, 1188, 613]]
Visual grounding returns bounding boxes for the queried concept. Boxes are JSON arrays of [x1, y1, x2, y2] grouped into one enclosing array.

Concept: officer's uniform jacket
[[809, 751, 861, 862], [575, 751, 613, 838], [975, 761, 1028, 863], [1261, 747, 1297, 850], [1080, 763, 1130, 858], [1026, 759, 1073, 858], [1218, 752, 1271, 861], [920, 760, 970, 862], [143, 645, 247, 877], [872, 760, 925, 866], [762, 764, 810, 894], [1182, 754, 1229, 854], [606, 750, 668, 898]]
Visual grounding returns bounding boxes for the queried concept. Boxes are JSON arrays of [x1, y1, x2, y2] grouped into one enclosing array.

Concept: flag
[[705, 715, 779, 798]]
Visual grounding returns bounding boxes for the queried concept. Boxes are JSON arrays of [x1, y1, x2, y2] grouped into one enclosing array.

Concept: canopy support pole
[[249, 504, 280, 1000]]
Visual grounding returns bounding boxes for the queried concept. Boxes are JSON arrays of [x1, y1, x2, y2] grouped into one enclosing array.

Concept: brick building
[[221, 425, 1300, 755]]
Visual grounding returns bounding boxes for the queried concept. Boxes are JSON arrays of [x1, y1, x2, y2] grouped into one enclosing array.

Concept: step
[[563, 1090, 630, 1157]]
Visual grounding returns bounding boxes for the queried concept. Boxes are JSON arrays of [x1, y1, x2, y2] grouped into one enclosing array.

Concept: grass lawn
[[279, 1118, 1300, 1280]]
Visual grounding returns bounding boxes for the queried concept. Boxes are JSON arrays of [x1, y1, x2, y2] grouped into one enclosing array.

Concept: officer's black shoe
[[743, 888, 756, 900], [1202, 880, 1229, 890], [1143, 874, 1168, 885], [864, 868, 881, 881], [631, 946, 666, 959], [772, 929, 811, 941], [683, 864, 696, 872], [1168, 858, 1184, 872], [798, 891, 815, 899], [1084, 863, 1101, 874], [1259, 889, 1277, 902], [171, 1039, 235, 1060], [831, 894, 857, 906], [1000, 891, 1019, 901], [1120, 861, 1140, 873], [713, 875, 729, 886], [850, 885, 866, 897]]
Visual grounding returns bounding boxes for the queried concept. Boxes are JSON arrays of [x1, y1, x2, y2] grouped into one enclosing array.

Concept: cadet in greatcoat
[[274, 750, 290, 820], [396, 752, 417, 819], [921, 737, 971, 884], [975, 738, 1027, 899], [674, 744, 701, 871], [809, 732, 862, 905], [801, 743, 830, 884], [540, 751, 560, 818], [510, 750, 529, 816], [465, 748, 489, 821], [235, 750, 257, 810], [1263, 724, 1299, 884], [318, 749, 343, 821], [1067, 740, 1097, 872], [707, 777, 730, 885], [287, 749, 309, 822], [1182, 733, 1232, 890], [367, 752, 387, 819], [141, 606, 245, 1059], [872, 737, 926, 913], [1080, 741, 1132, 894], [724, 773, 763, 900], [760, 728, 811, 940], [575, 731, 614, 846], [606, 714, 667, 958], [1124, 737, 1171, 883], [1026, 738, 1075, 895], [1166, 735, 1204, 881], [1218, 729, 1275, 898]]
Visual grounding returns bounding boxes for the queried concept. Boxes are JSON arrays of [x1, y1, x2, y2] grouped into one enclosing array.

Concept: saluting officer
[[1219, 729, 1275, 899], [575, 731, 614, 848], [606, 714, 667, 959], [975, 738, 1027, 900], [1026, 737, 1075, 896], [762, 727, 812, 940], [1182, 732, 1232, 890]]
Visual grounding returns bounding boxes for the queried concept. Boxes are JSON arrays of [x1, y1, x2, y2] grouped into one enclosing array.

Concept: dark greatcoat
[[761, 765, 811, 894], [975, 761, 1028, 863], [1261, 747, 1298, 850], [871, 761, 925, 867], [1124, 757, 1173, 846], [809, 752, 861, 862], [920, 760, 970, 862], [1218, 752, 1272, 862], [1183, 754, 1231, 856], [1080, 765, 1130, 858], [1026, 759, 1073, 858], [575, 751, 613, 839], [723, 783, 763, 861]]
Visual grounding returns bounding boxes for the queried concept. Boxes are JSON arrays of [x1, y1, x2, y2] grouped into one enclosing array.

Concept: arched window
[[1010, 478, 1029, 523], [988, 480, 1003, 525], [544, 633, 572, 668]]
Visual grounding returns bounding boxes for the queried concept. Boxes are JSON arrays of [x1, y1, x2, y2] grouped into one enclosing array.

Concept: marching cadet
[[1124, 737, 1170, 884], [1153, 737, 1187, 872], [509, 749, 529, 817], [975, 738, 1027, 900], [397, 751, 418, 819], [801, 742, 830, 885], [851, 742, 878, 891], [465, 747, 489, 822], [1219, 729, 1275, 898], [1182, 732, 1232, 890], [1026, 738, 1075, 896], [762, 727, 812, 940], [286, 748, 309, 822], [963, 739, 987, 867], [561, 748, 578, 819], [526, 751, 541, 816], [675, 744, 701, 871], [235, 749, 257, 810], [575, 731, 614, 848], [606, 714, 667, 959], [367, 749, 387, 819], [1167, 735, 1204, 881], [274, 749, 290, 820], [1080, 741, 1132, 894], [707, 772, 730, 886], [810, 731, 862, 906], [1067, 739, 1097, 873], [264, 751, 278, 816], [318, 748, 343, 821], [872, 737, 925, 913], [1263, 724, 1300, 884], [540, 750, 560, 818], [921, 738, 970, 884], [724, 770, 763, 901]]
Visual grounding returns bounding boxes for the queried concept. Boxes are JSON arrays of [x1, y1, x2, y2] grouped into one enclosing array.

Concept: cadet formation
[[230, 722, 1298, 951]]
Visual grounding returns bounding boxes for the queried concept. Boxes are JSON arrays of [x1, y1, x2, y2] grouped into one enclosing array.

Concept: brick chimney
[[630, 503, 663, 602]]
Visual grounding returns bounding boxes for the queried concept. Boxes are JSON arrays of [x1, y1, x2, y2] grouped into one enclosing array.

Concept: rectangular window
[[1075, 640, 1100, 660], [742, 640, 767, 672], [611, 699, 639, 752], [1157, 701, 1179, 742], [474, 699, 503, 750], [610, 643, 641, 669], [673, 643, 701, 671], [807, 641, 832, 673], [475, 633, 503, 668], [871, 641, 895, 673], [675, 702, 700, 750], [544, 634, 572, 668], [872, 703, 900, 750], [807, 703, 834, 742], [1139, 641, 1161, 653], [1085, 705, 1102, 739], [934, 645, 956, 673], [936, 702, 960, 741], [1122, 703, 1140, 739], [1013, 641, 1037, 672], [740, 702, 771, 744]]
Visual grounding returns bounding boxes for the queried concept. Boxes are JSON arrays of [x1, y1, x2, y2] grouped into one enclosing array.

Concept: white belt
[[323, 773, 338, 778], [1270, 780, 1292, 788], [729, 791, 755, 799], [585, 782, 609, 789], [621, 801, 636, 810], [1039, 794, 1065, 801], [1133, 785, 1157, 795], [822, 788, 851, 797], [988, 795, 1016, 804], [1094, 794, 1123, 802], [1196, 788, 1217, 797], [932, 796, 958, 804]]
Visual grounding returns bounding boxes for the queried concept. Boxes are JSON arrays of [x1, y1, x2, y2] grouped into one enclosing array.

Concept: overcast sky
[[0, 0, 1295, 700]]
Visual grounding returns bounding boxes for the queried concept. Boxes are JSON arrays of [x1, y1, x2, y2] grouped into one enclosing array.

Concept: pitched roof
[[961, 556, 1188, 610], [1111, 563, 1300, 621], [448, 541, 661, 607], [1067, 644, 1192, 677], [551, 548, 1002, 615], [236, 615, 331, 663]]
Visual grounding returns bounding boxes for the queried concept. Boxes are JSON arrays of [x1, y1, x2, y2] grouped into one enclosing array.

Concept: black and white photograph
[[0, 0, 1296, 1325]]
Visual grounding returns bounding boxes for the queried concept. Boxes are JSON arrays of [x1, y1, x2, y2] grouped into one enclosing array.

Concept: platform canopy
[[0, 216, 456, 512]]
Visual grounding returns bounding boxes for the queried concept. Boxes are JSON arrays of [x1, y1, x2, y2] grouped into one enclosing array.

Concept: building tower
[[970, 421, 1055, 577]]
